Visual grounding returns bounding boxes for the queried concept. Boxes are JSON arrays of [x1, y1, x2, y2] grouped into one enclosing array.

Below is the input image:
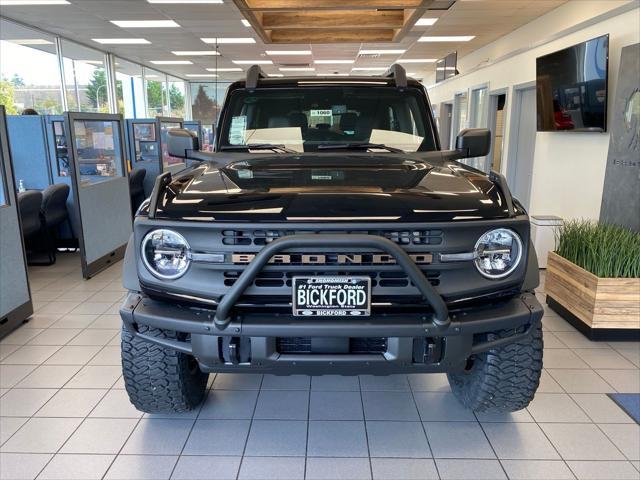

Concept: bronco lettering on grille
[[231, 253, 433, 265]]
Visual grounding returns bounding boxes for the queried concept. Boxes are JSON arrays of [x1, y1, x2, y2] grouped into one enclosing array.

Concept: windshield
[[219, 86, 437, 153]]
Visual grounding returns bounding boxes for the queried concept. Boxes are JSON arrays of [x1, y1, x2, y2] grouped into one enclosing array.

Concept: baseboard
[[546, 296, 640, 342]]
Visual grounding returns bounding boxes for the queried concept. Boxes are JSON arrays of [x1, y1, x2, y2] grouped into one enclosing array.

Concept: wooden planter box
[[545, 251, 640, 340]]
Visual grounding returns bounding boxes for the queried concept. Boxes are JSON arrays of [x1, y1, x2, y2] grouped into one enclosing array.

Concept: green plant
[[555, 220, 640, 278]]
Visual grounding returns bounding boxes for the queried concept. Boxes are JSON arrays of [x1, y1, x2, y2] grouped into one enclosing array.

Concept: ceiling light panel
[[172, 50, 219, 56], [206, 67, 243, 72], [93, 38, 151, 44], [241, 19, 251, 27], [359, 49, 406, 55], [279, 67, 315, 72], [415, 18, 438, 26], [111, 20, 180, 28], [186, 74, 219, 77], [268, 73, 284, 77], [419, 35, 475, 42], [201, 37, 255, 44], [398, 58, 436, 63], [7, 39, 53, 45], [147, 0, 223, 3], [150, 60, 193, 64], [266, 50, 312, 55], [0, 0, 69, 4]]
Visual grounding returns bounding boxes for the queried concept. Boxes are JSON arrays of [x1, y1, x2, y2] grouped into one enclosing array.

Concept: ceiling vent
[[278, 62, 312, 68]]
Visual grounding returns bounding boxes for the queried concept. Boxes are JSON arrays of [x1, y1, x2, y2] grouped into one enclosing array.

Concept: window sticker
[[310, 109, 333, 117], [230, 115, 247, 145]]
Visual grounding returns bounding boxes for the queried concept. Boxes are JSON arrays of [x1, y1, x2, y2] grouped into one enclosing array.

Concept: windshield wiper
[[220, 143, 297, 154], [317, 142, 404, 153]]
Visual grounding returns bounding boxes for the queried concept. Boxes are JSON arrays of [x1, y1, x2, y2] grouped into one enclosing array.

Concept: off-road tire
[[448, 321, 543, 413], [121, 325, 208, 413]]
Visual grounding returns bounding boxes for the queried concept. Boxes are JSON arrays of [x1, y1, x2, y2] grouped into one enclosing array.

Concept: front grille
[[223, 270, 441, 288], [222, 229, 443, 246], [276, 337, 388, 354]]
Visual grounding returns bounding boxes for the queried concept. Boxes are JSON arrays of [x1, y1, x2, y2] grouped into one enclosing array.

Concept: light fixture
[[266, 50, 312, 56], [150, 60, 193, 65], [93, 38, 151, 44], [111, 20, 180, 28], [186, 74, 219, 77], [352, 67, 387, 71], [398, 58, 436, 63], [359, 49, 405, 55], [233, 60, 272, 65], [7, 39, 53, 45], [206, 67, 243, 72], [419, 35, 475, 42], [415, 17, 438, 26], [279, 67, 315, 72], [172, 50, 219, 56], [0, 0, 69, 4], [268, 73, 284, 77], [314, 60, 354, 64], [201, 37, 255, 44], [241, 19, 251, 27], [147, 0, 223, 3]]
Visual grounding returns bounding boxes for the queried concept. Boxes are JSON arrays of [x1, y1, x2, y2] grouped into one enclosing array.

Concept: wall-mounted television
[[435, 51, 458, 83], [536, 34, 609, 132]]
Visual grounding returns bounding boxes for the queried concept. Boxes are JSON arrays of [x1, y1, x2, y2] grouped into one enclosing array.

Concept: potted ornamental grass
[[545, 220, 640, 339]]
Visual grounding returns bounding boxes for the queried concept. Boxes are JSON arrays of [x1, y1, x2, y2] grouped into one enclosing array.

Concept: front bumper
[[120, 292, 543, 375]]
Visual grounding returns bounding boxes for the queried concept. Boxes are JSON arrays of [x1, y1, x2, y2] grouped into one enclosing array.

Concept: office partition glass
[[145, 69, 167, 117], [61, 40, 108, 113], [0, 19, 63, 115], [158, 118, 184, 169], [168, 77, 186, 118], [115, 58, 145, 118], [72, 119, 124, 184]]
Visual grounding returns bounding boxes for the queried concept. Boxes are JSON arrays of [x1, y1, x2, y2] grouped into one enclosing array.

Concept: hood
[[154, 153, 512, 222]]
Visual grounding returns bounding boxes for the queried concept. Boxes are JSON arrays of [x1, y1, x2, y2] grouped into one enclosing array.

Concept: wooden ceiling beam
[[262, 10, 405, 29], [243, 0, 423, 10], [270, 28, 395, 43]]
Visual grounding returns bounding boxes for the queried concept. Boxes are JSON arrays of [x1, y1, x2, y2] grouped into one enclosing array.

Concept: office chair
[[17, 190, 53, 265], [41, 183, 71, 263], [129, 167, 147, 216]]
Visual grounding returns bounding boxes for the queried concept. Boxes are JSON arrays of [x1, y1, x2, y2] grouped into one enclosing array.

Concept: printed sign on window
[[230, 116, 247, 144]]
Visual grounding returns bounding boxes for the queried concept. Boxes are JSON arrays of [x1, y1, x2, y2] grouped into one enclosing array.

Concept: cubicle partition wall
[[65, 112, 132, 278], [126, 118, 160, 196], [0, 106, 33, 337], [156, 116, 185, 175], [6, 115, 53, 190], [184, 120, 203, 145]]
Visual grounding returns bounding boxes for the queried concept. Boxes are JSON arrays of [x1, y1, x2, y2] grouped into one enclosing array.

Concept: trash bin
[[530, 215, 563, 268]]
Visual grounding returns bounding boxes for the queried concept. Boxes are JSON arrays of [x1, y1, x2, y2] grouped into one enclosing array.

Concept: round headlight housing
[[474, 228, 523, 279], [141, 229, 191, 280]]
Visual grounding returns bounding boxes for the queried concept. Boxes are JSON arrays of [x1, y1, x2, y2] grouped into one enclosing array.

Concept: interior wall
[[427, 1, 640, 221]]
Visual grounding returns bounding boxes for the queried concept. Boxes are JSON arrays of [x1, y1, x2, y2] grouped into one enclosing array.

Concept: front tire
[[121, 325, 208, 413], [448, 321, 543, 413]]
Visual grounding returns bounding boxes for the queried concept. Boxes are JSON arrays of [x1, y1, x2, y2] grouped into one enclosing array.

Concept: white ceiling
[[0, 0, 567, 81]]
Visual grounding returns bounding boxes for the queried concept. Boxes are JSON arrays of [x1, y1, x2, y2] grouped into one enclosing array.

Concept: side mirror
[[167, 128, 199, 159], [455, 128, 491, 158]]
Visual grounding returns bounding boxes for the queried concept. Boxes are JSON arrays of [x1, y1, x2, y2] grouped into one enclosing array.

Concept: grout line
[[236, 374, 265, 480], [358, 375, 377, 480], [408, 376, 441, 480]]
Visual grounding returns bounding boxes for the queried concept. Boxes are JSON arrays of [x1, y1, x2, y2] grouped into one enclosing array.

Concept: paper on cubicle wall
[[369, 129, 424, 152], [243, 127, 304, 153]]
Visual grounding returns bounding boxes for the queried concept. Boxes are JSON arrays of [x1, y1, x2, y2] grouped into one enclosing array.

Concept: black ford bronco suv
[[120, 64, 543, 414]]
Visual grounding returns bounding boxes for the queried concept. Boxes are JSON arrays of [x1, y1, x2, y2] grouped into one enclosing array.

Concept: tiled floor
[[1, 252, 639, 480]]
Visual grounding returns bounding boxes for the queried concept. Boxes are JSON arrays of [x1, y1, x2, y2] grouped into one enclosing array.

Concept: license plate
[[292, 276, 371, 317]]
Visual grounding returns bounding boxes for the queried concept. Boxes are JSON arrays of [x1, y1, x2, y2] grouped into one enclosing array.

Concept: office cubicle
[[126, 118, 160, 196], [6, 115, 53, 190], [64, 112, 132, 278], [156, 116, 185, 175], [184, 120, 203, 145], [0, 106, 33, 337]]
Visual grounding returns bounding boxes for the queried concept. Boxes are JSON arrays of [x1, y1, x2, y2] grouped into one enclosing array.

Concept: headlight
[[141, 229, 191, 280], [474, 228, 523, 279]]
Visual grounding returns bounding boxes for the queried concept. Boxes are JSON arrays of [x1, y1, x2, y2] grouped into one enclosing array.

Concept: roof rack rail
[[246, 64, 267, 89], [384, 63, 407, 88]]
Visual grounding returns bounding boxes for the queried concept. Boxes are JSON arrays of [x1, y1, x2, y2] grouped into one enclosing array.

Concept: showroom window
[[61, 40, 109, 113], [145, 69, 167, 117], [115, 58, 145, 118], [190, 81, 232, 149], [168, 76, 186, 118], [0, 19, 63, 115]]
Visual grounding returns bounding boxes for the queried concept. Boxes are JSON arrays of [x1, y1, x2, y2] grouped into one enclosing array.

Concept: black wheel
[[448, 321, 543, 413], [121, 325, 208, 413]]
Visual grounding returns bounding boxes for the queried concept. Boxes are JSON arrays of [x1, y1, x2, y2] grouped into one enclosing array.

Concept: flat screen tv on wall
[[536, 34, 609, 132]]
